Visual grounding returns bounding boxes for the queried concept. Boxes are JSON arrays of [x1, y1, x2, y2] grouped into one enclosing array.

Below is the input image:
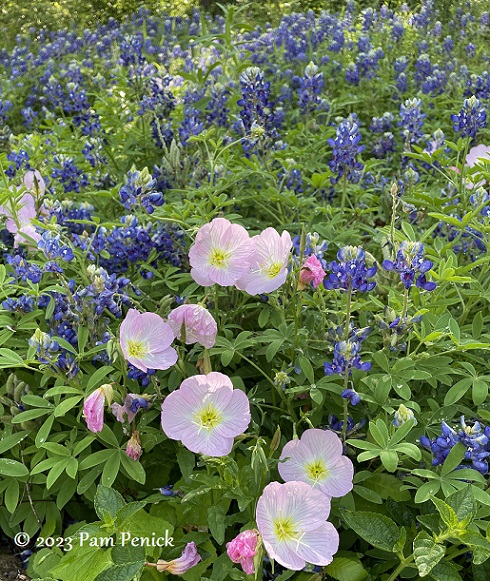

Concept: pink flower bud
[[298, 255, 326, 289], [83, 388, 105, 433], [125, 431, 142, 461], [226, 529, 259, 575]]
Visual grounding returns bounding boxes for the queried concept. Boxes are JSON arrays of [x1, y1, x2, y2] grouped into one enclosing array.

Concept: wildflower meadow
[[2, 0, 490, 579]]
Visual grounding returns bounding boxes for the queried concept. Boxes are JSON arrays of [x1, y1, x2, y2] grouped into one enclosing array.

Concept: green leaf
[[473, 379, 488, 406], [0, 348, 25, 367], [11, 408, 50, 423], [415, 481, 441, 503], [79, 449, 116, 470], [88, 366, 114, 390], [342, 511, 402, 552], [101, 452, 120, 487], [94, 562, 145, 581], [441, 443, 467, 477], [49, 544, 112, 581], [54, 396, 83, 417], [445, 486, 476, 523], [380, 450, 399, 472], [177, 447, 195, 481], [413, 531, 445, 576], [298, 356, 314, 384], [35, 415, 55, 447], [0, 430, 29, 454], [208, 504, 227, 544], [444, 378, 472, 405], [94, 485, 126, 521], [324, 556, 368, 581], [430, 496, 458, 528], [4, 478, 19, 513], [0, 458, 28, 477], [429, 561, 463, 581], [120, 451, 146, 484]]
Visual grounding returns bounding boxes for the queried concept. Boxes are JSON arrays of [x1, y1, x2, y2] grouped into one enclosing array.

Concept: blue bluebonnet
[[341, 388, 361, 405], [48, 200, 94, 235], [51, 156, 89, 193], [398, 98, 426, 147], [28, 329, 59, 364], [451, 95, 487, 140], [0, 98, 12, 124], [296, 61, 328, 114], [179, 106, 204, 146], [421, 417, 490, 474], [382, 241, 436, 290], [324, 331, 372, 376], [292, 231, 328, 268], [324, 246, 376, 292], [234, 66, 279, 156], [127, 363, 156, 387], [370, 112, 394, 134], [6, 254, 43, 283], [469, 187, 490, 217], [393, 404, 417, 426], [119, 168, 164, 214], [328, 117, 364, 184], [38, 231, 74, 262], [159, 485, 178, 497], [5, 149, 31, 178], [378, 307, 423, 352]]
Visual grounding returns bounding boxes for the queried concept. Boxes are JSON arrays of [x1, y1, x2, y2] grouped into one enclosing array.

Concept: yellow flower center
[[266, 262, 282, 278], [305, 459, 329, 482], [127, 340, 147, 358], [273, 516, 298, 542], [209, 248, 228, 268], [194, 403, 222, 431]]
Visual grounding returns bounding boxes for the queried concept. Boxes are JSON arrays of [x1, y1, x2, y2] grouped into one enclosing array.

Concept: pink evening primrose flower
[[119, 309, 178, 372], [278, 429, 354, 498], [155, 542, 201, 574], [227, 529, 259, 575], [256, 481, 339, 571], [161, 372, 251, 456], [298, 255, 326, 290], [189, 217, 255, 286], [167, 304, 217, 349], [235, 228, 292, 295], [83, 384, 113, 433], [465, 144, 490, 168], [0, 192, 42, 248]]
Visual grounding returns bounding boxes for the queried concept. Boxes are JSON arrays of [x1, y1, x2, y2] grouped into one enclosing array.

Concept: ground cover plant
[[2, 0, 490, 579]]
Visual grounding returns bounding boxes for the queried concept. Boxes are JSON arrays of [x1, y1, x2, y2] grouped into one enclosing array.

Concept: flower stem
[[401, 287, 409, 321], [386, 554, 414, 581]]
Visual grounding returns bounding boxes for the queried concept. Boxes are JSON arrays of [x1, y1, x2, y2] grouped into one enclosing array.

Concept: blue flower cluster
[[451, 95, 487, 139], [291, 232, 328, 268], [119, 168, 164, 214], [328, 117, 364, 184], [323, 246, 376, 292], [324, 327, 372, 376], [398, 98, 426, 147], [234, 66, 279, 156], [382, 241, 436, 291], [421, 417, 490, 475]]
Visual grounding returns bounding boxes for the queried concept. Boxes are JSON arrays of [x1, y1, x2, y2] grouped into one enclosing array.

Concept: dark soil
[[0, 541, 29, 581]]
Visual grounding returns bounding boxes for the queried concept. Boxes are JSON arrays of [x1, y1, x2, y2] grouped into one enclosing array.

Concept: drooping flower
[[83, 384, 113, 433], [278, 429, 354, 498], [161, 372, 251, 456], [298, 255, 326, 290], [236, 228, 292, 295], [155, 542, 201, 574], [189, 218, 254, 287], [119, 309, 178, 372], [126, 430, 143, 461], [227, 529, 259, 575], [111, 394, 151, 423], [167, 304, 217, 349], [256, 481, 339, 570]]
